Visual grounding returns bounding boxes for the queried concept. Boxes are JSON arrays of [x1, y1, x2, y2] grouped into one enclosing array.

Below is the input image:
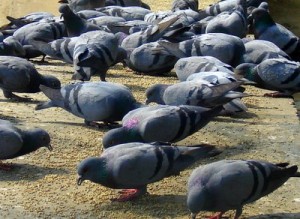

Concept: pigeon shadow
[[0, 115, 22, 124], [247, 212, 300, 219], [0, 163, 69, 182], [98, 194, 188, 218], [0, 98, 41, 104], [43, 120, 120, 131]]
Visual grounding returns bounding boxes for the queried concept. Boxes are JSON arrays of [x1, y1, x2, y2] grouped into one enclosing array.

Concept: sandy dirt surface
[[0, 0, 299, 219]]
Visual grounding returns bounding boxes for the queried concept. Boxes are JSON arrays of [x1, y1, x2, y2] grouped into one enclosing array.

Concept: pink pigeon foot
[[264, 92, 292, 98], [111, 188, 147, 202]]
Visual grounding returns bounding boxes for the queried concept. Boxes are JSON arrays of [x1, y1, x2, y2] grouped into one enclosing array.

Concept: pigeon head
[[249, 8, 274, 36], [59, 4, 72, 14], [102, 127, 143, 149], [77, 157, 108, 185], [21, 128, 52, 154], [40, 75, 61, 89], [145, 84, 170, 104], [187, 188, 206, 217], [234, 63, 257, 82]]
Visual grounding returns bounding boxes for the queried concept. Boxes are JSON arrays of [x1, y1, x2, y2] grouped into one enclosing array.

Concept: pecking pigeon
[[187, 159, 300, 219], [0, 119, 52, 170], [235, 58, 300, 97], [0, 56, 61, 101], [77, 142, 221, 201]]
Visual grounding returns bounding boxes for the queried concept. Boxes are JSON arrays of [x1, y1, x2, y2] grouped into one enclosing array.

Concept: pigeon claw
[[111, 189, 145, 202]]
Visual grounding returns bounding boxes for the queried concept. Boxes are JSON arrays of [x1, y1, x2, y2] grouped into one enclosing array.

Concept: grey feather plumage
[[174, 56, 234, 81], [36, 81, 141, 125], [77, 142, 221, 200], [187, 159, 300, 219], [102, 104, 222, 148], [158, 33, 245, 67], [0, 56, 61, 101], [0, 119, 52, 163]]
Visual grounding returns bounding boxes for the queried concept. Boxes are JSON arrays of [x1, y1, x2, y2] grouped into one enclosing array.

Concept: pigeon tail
[[39, 85, 63, 101], [35, 101, 55, 110]]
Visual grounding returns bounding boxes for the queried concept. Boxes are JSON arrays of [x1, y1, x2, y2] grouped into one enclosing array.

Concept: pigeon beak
[[77, 176, 84, 185], [145, 99, 150, 105], [47, 144, 53, 151]]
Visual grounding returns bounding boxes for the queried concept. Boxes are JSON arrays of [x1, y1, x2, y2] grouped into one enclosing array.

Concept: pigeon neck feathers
[[77, 157, 110, 185]]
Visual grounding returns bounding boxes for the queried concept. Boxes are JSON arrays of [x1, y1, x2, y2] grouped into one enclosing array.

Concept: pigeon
[[105, 0, 151, 9], [35, 81, 142, 126], [0, 56, 61, 101], [186, 72, 248, 115], [158, 33, 246, 67], [174, 56, 234, 81], [249, 7, 300, 61], [77, 142, 221, 201], [29, 36, 78, 64], [205, 0, 265, 16], [205, 2, 248, 38], [105, 20, 150, 34], [187, 159, 300, 219], [0, 119, 52, 170], [102, 104, 222, 148], [120, 15, 180, 51], [72, 30, 120, 81], [242, 39, 291, 64], [88, 16, 126, 27], [96, 6, 151, 21], [58, 0, 105, 12], [171, 0, 199, 12], [127, 42, 178, 75], [59, 4, 103, 37], [13, 21, 66, 61], [235, 58, 300, 97], [145, 81, 246, 108]]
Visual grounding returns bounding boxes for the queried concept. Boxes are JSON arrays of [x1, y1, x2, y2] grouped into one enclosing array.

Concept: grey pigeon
[[96, 6, 151, 21], [174, 56, 234, 81], [72, 30, 120, 81], [120, 15, 180, 51], [35, 81, 142, 126], [13, 21, 66, 61], [205, 0, 265, 16], [0, 119, 52, 170], [158, 33, 245, 67], [58, 0, 105, 12], [186, 73, 248, 115], [171, 0, 199, 11], [77, 142, 221, 201], [235, 58, 300, 97], [205, 2, 248, 38], [187, 159, 300, 219], [127, 42, 178, 74], [102, 104, 222, 148], [242, 39, 291, 64], [105, 0, 150, 9], [145, 81, 246, 108], [29, 36, 78, 64], [59, 4, 103, 37], [249, 8, 300, 61], [88, 16, 126, 27], [0, 56, 61, 101]]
